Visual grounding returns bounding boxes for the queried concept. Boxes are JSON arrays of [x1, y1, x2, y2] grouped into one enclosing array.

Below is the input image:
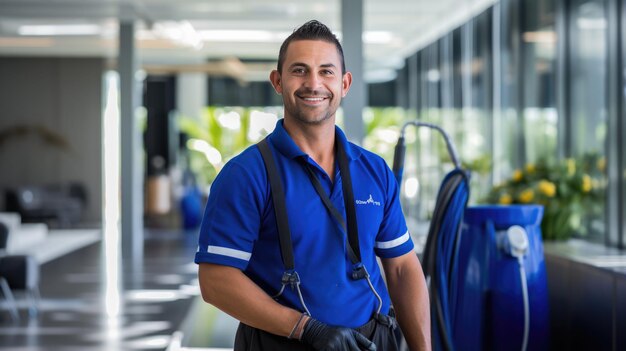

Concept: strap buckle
[[374, 313, 396, 329], [275, 270, 311, 316], [281, 270, 301, 288], [351, 263, 369, 280]]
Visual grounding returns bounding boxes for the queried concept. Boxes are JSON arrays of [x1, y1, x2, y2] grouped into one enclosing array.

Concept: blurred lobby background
[[0, 0, 625, 350]]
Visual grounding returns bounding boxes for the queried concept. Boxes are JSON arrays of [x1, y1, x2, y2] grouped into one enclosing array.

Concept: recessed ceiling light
[[152, 21, 203, 50], [18, 24, 102, 36], [363, 31, 393, 44], [197, 30, 286, 42]]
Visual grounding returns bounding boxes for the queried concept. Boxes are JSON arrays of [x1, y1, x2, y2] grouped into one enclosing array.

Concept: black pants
[[234, 313, 406, 351]]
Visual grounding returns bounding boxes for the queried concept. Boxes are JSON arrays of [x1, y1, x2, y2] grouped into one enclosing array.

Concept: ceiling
[[0, 0, 496, 82]]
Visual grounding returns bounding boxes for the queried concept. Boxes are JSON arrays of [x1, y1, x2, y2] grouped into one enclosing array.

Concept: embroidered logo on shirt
[[355, 194, 381, 206]]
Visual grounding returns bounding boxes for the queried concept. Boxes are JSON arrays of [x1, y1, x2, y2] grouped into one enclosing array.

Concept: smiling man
[[196, 20, 431, 351]]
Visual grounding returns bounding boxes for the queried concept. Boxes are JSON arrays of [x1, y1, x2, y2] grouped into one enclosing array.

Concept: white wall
[[0, 57, 104, 223]]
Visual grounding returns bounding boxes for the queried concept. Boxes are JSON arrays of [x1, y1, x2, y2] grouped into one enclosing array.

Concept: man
[[196, 20, 430, 350]]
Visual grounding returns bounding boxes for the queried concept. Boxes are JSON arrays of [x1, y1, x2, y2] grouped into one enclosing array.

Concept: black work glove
[[301, 317, 377, 351]]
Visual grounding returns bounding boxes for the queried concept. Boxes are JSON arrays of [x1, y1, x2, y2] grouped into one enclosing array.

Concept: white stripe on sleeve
[[207, 245, 252, 261], [375, 231, 410, 249]]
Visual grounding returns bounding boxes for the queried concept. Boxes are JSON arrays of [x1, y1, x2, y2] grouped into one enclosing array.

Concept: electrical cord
[[502, 225, 530, 351], [518, 257, 529, 351]]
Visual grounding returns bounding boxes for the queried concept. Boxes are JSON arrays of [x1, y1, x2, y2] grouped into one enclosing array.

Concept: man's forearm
[[198, 263, 307, 338], [383, 253, 431, 351]]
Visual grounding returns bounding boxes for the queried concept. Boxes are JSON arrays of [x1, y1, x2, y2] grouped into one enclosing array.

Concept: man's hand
[[301, 317, 376, 351]]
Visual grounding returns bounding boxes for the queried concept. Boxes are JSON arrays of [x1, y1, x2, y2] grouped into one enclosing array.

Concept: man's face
[[270, 40, 352, 126]]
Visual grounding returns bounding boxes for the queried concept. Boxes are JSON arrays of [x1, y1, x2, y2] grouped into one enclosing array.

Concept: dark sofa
[[5, 183, 86, 228]]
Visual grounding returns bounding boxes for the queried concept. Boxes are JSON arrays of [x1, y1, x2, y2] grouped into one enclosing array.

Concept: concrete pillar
[[341, 0, 366, 144], [177, 73, 207, 119], [119, 21, 144, 260]]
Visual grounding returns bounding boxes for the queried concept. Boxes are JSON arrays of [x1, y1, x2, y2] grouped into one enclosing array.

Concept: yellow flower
[[592, 178, 600, 189], [499, 193, 513, 205], [566, 158, 576, 176], [518, 189, 534, 203], [597, 157, 606, 173], [512, 169, 523, 182], [525, 163, 536, 174], [582, 175, 592, 193], [538, 180, 556, 197]]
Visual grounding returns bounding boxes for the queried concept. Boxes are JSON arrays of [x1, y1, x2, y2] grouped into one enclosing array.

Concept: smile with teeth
[[303, 97, 325, 101], [298, 94, 329, 105]]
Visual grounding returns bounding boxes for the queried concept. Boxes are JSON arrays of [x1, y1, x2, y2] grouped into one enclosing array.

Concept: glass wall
[[463, 10, 493, 202], [622, 0, 626, 248], [395, 0, 624, 248], [569, 0, 608, 158], [415, 43, 443, 220], [567, 0, 608, 242], [521, 0, 558, 163], [498, 0, 523, 177]]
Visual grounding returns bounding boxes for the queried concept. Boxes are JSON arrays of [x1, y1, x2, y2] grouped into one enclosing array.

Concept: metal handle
[[396, 121, 462, 169]]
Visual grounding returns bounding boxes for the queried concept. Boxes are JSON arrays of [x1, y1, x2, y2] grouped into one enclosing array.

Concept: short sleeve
[[194, 157, 266, 270], [374, 165, 414, 258]]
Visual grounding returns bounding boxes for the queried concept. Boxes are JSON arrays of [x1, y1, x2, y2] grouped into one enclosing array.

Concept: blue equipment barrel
[[452, 205, 549, 351]]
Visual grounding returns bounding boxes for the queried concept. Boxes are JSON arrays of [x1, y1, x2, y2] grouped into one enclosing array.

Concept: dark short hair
[[277, 20, 346, 74]]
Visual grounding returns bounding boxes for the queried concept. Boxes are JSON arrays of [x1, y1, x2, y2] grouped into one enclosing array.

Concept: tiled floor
[[0, 229, 236, 351]]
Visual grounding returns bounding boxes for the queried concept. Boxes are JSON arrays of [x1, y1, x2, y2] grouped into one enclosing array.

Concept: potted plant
[[483, 154, 605, 241]]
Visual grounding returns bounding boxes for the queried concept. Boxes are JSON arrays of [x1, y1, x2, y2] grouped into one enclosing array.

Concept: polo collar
[[268, 119, 306, 159], [268, 119, 361, 161]]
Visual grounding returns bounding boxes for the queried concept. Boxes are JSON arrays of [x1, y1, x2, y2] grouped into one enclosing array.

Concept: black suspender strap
[[299, 140, 361, 265], [257, 138, 294, 271], [259, 133, 367, 282], [299, 133, 368, 281], [336, 138, 362, 264], [258, 138, 311, 315], [301, 164, 359, 265], [257, 134, 382, 316]]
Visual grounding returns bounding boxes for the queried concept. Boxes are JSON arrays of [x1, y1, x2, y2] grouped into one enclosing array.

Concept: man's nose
[[303, 72, 322, 89]]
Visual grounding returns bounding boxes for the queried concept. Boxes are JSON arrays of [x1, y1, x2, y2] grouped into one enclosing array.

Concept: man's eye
[[321, 70, 334, 75], [292, 68, 305, 74]]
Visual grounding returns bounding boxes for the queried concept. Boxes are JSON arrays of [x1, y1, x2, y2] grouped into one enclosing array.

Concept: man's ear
[[269, 70, 282, 94], [341, 71, 353, 97]]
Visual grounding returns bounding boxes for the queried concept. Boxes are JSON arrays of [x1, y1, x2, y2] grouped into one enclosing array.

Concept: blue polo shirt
[[195, 120, 414, 328]]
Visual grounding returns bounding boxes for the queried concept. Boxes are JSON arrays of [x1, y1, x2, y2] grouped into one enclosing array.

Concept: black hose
[[393, 121, 470, 351], [423, 177, 457, 351], [392, 136, 406, 184], [423, 170, 470, 351]]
